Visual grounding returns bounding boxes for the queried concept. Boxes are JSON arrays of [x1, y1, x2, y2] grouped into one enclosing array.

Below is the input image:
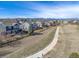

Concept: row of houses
[[0, 20, 61, 45], [0, 20, 59, 36], [62, 20, 79, 25]]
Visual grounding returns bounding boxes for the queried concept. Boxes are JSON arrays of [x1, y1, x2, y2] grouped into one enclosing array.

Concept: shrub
[[69, 52, 79, 58]]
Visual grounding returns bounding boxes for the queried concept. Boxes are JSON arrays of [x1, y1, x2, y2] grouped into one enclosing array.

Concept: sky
[[0, 1, 79, 18]]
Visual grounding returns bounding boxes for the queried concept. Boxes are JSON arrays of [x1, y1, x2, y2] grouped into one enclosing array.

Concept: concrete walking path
[[27, 26, 60, 58]]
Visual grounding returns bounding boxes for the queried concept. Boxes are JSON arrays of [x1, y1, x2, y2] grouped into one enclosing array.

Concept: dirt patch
[[44, 24, 79, 58]]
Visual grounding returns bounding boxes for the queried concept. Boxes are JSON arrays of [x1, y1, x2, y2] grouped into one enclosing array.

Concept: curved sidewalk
[[27, 26, 60, 58]]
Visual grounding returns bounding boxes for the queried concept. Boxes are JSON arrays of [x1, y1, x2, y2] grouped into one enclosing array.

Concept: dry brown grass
[[4, 28, 56, 58]]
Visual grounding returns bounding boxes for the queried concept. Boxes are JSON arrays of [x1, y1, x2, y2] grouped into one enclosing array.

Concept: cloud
[[0, 2, 79, 18], [27, 3, 79, 18]]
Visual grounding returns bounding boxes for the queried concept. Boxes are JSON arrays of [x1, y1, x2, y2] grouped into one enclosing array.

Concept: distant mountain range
[[0, 18, 79, 21]]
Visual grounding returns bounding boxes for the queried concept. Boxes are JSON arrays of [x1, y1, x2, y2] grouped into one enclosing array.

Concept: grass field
[[44, 24, 79, 58], [4, 27, 56, 58]]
